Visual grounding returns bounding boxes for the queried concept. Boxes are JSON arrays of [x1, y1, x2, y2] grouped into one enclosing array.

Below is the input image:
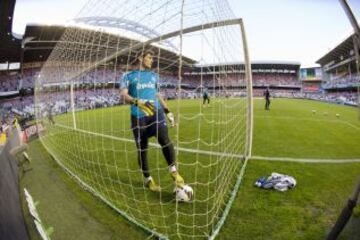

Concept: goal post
[[240, 19, 254, 159], [208, 18, 253, 240]]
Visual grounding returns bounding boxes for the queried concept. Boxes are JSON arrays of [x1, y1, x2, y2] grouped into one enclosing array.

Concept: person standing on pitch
[[203, 88, 210, 107], [120, 49, 185, 192], [264, 87, 271, 110], [47, 103, 55, 124]]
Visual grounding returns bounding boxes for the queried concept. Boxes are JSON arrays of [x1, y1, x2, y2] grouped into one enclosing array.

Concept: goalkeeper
[[120, 49, 185, 192]]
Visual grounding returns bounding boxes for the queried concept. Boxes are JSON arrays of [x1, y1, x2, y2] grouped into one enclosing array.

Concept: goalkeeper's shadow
[[144, 188, 176, 203], [144, 188, 177, 203], [158, 191, 176, 203], [128, 179, 176, 202]]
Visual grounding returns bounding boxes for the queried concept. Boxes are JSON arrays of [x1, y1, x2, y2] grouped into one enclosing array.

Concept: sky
[[12, 0, 360, 67]]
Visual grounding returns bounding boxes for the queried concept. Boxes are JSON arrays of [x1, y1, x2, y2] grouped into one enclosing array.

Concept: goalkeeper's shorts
[[131, 110, 168, 139]]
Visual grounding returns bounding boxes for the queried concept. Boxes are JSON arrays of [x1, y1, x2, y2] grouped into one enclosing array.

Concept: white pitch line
[[256, 115, 360, 132], [251, 155, 360, 163], [55, 123, 245, 159], [341, 121, 360, 131], [53, 123, 360, 164]]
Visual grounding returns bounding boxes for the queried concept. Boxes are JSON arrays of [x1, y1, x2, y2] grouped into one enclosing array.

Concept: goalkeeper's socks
[[169, 165, 177, 173], [145, 176, 161, 192]]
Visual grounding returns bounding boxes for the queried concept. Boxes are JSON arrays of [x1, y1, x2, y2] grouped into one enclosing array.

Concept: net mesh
[[34, 0, 251, 238]]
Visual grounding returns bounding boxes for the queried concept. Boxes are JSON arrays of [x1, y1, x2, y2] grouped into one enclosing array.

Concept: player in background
[[203, 88, 210, 107], [264, 87, 271, 110], [47, 104, 55, 124], [120, 49, 185, 192]]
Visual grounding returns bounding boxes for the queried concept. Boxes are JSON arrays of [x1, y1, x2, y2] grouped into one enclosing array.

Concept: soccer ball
[[175, 185, 193, 202]]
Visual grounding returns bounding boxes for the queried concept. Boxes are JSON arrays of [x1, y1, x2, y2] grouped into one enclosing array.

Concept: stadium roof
[[1, 0, 301, 75], [316, 34, 355, 66], [190, 61, 300, 74], [1, 0, 302, 72], [20, 24, 302, 74], [198, 60, 301, 66], [22, 24, 197, 70], [248, 61, 300, 71], [22, 25, 65, 63], [0, 0, 21, 63]]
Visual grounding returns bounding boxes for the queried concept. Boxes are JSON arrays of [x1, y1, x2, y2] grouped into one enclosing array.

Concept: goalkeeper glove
[[132, 99, 156, 116], [164, 108, 175, 127]]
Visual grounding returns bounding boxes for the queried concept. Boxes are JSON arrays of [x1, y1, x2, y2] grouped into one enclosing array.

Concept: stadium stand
[[1, 61, 357, 120], [316, 33, 359, 107], [322, 75, 359, 89], [0, 71, 19, 91]]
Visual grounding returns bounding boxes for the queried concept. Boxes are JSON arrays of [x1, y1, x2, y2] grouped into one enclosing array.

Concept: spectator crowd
[[1, 66, 358, 121]]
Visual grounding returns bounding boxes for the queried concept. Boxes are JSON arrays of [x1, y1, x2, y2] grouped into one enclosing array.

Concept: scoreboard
[[300, 67, 322, 81]]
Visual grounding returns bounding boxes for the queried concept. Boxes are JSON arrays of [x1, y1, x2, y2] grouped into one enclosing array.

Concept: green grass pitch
[[22, 98, 360, 239]]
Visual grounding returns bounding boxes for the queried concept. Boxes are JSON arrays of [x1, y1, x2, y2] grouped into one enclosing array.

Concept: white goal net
[[35, 0, 253, 239]]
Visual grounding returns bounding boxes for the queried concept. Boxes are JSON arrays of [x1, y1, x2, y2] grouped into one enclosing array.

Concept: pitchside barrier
[[0, 123, 49, 240], [0, 126, 29, 240]]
